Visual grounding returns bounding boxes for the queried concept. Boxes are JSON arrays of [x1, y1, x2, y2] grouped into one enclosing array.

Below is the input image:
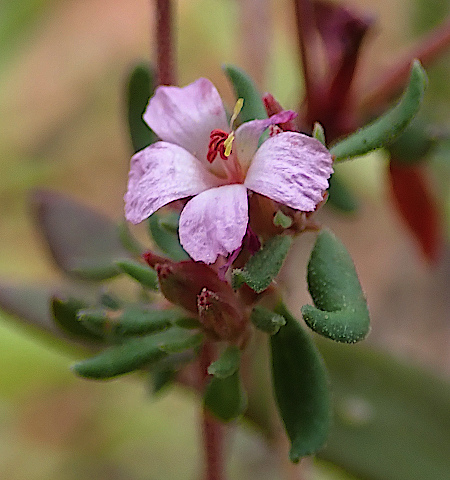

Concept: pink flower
[[125, 78, 333, 264]]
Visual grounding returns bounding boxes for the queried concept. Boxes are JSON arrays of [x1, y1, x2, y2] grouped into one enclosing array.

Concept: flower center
[[206, 98, 243, 164]]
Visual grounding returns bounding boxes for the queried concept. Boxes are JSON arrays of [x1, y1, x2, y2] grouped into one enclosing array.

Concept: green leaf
[[331, 61, 428, 161], [271, 302, 331, 462], [222, 64, 267, 122], [250, 305, 286, 334], [127, 63, 158, 153], [312, 122, 326, 146], [31, 190, 130, 280], [0, 283, 60, 335], [232, 235, 292, 292], [387, 115, 437, 164], [156, 329, 203, 354], [152, 367, 176, 394], [326, 173, 359, 213], [207, 345, 240, 378], [204, 370, 247, 422], [317, 338, 450, 480], [78, 306, 182, 337], [51, 297, 103, 342], [117, 220, 145, 255], [115, 259, 158, 290], [273, 210, 293, 228], [72, 333, 167, 379], [301, 230, 370, 343], [148, 211, 189, 261]]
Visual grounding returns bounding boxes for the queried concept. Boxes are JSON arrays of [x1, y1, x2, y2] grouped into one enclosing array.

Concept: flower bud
[[197, 288, 250, 347]]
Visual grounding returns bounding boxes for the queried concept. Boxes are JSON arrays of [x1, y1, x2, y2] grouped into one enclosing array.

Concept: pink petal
[[244, 132, 333, 211], [143, 78, 229, 163], [124, 142, 220, 224], [234, 110, 297, 171], [179, 184, 249, 264]]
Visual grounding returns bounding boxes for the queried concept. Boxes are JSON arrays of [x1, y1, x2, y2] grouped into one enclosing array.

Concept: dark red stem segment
[[389, 161, 442, 263], [293, 0, 323, 118], [200, 342, 225, 480], [156, 0, 176, 85]]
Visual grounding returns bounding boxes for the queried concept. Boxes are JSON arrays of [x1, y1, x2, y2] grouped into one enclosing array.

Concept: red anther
[[207, 129, 229, 163]]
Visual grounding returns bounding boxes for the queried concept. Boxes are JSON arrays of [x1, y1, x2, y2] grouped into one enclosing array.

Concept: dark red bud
[[262, 93, 298, 132], [197, 288, 250, 347]]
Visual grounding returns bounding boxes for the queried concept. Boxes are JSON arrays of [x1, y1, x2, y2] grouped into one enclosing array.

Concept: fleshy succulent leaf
[[31, 190, 130, 280], [127, 63, 158, 152], [78, 306, 186, 337], [73, 328, 200, 379], [222, 64, 267, 123], [331, 60, 428, 161], [115, 259, 159, 290], [250, 305, 286, 334], [326, 172, 359, 213], [148, 211, 189, 261], [271, 302, 331, 462], [232, 235, 292, 293], [301, 230, 370, 343], [117, 220, 145, 255], [51, 297, 103, 342], [73, 335, 166, 379], [204, 369, 247, 422], [207, 345, 240, 379]]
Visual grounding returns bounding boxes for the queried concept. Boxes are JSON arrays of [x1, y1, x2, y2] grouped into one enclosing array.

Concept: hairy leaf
[[204, 370, 247, 422], [127, 63, 158, 152], [31, 190, 130, 280], [271, 302, 331, 462], [116, 259, 159, 290], [331, 61, 427, 161], [208, 345, 240, 379], [232, 235, 292, 292], [223, 64, 267, 123], [250, 305, 286, 334], [302, 230, 370, 343], [148, 211, 189, 261]]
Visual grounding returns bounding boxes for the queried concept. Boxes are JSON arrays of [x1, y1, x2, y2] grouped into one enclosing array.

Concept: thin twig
[[200, 342, 225, 480], [155, 0, 176, 85]]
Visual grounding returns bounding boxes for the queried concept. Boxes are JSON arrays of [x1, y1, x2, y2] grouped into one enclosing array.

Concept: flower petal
[[179, 184, 249, 264], [143, 78, 229, 163], [234, 110, 297, 172], [244, 132, 333, 211], [124, 142, 220, 224]]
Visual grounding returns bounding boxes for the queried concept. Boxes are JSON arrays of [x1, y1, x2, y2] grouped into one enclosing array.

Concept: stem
[[155, 0, 176, 85], [293, 0, 321, 101], [361, 16, 450, 111], [200, 342, 225, 480]]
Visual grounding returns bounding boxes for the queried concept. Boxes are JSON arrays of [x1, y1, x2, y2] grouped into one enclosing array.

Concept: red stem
[[361, 16, 450, 111], [200, 342, 225, 480], [293, 0, 324, 119], [155, 0, 176, 85]]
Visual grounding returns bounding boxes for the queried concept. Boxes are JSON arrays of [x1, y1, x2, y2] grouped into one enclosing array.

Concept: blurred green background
[[0, 0, 449, 479]]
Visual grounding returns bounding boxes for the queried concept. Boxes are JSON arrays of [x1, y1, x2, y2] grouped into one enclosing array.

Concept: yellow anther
[[229, 98, 244, 129], [223, 133, 235, 157]]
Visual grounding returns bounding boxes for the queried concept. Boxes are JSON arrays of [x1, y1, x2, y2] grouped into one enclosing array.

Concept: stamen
[[207, 129, 228, 163], [206, 99, 243, 163], [229, 98, 244, 130], [223, 133, 234, 157]]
